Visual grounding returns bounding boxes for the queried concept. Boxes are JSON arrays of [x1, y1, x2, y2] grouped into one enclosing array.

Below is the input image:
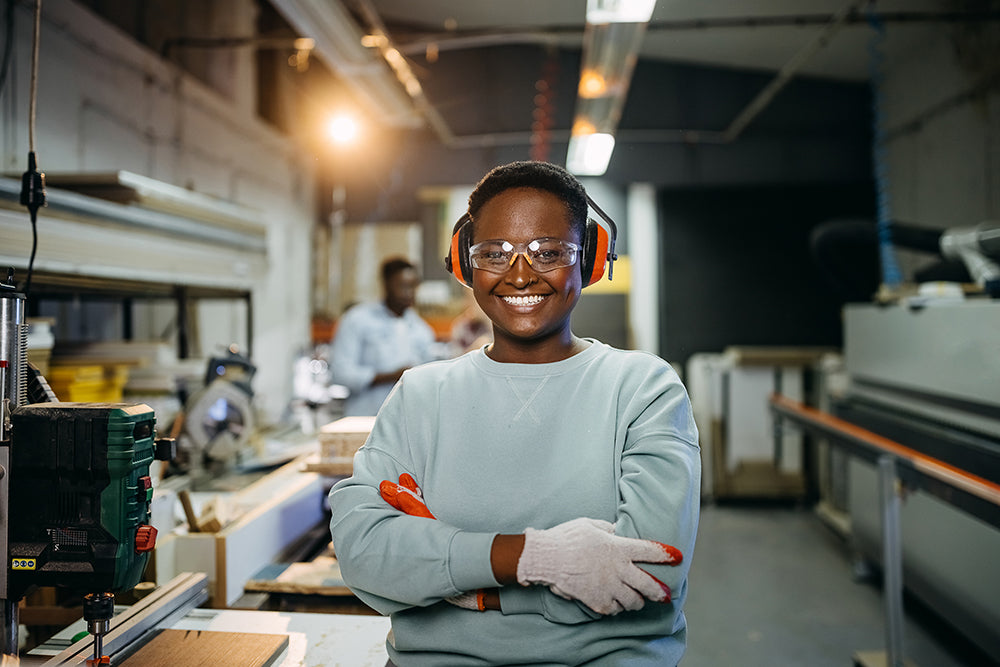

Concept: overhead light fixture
[[567, 133, 616, 176], [326, 114, 359, 145], [586, 0, 656, 24], [567, 0, 656, 176]]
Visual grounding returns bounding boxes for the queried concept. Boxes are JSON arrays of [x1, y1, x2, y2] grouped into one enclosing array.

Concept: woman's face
[[471, 187, 582, 362]]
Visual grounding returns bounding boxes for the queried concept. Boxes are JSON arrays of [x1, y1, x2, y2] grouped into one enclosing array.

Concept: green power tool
[[7, 402, 166, 600]]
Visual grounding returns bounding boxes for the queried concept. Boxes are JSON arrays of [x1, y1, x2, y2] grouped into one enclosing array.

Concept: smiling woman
[[470, 186, 585, 363], [329, 161, 702, 667]]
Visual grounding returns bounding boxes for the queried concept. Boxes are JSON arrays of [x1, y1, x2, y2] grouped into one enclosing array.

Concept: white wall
[[0, 1, 315, 423], [882, 20, 1000, 278]]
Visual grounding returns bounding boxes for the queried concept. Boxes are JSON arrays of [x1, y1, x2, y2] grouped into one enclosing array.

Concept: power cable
[[18, 0, 45, 297]]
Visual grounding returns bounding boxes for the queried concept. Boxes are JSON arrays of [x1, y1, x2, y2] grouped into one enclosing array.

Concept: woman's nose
[[506, 254, 536, 286]]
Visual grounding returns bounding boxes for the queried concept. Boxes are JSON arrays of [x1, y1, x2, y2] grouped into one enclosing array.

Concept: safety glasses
[[469, 238, 580, 273]]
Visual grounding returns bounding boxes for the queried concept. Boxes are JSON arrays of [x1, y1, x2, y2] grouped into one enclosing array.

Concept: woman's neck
[[486, 334, 590, 364]]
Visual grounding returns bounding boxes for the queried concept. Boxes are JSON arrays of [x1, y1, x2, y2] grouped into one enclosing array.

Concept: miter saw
[[173, 346, 258, 483]]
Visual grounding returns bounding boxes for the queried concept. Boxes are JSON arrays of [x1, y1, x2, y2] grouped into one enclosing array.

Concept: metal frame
[[770, 394, 1000, 667]]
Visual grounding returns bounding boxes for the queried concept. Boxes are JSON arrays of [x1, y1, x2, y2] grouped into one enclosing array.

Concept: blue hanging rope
[[867, 9, 903, 287], [867, 5, 903, 288]]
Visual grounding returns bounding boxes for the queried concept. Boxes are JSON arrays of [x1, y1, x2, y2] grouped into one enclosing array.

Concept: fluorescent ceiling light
[[586, 0, 657, 24], [567, 133, 615, 176], [567, 1, 654, 174]]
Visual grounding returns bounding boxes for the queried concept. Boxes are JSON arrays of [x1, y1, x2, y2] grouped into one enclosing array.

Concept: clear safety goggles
[[468, 238, 580, 273]]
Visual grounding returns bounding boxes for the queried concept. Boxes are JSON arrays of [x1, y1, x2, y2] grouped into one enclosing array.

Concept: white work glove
[[516, 517, 682, 615], [445, 590, 485, 611]]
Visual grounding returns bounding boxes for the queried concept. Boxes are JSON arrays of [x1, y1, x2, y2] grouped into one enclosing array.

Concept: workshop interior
[[0, 0, 998, 665]]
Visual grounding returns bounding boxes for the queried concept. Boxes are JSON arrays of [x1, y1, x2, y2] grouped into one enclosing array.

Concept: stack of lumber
[[303, 416, 375, 477], [47, 363, 130, 402]]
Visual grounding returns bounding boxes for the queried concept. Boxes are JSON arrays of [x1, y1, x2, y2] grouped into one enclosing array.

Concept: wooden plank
[[119, 629, 287, 667], [244, 556, 352, 597], [725, 345, 835, 367], [319, 416, 374, 459], [303, 458, 354, 476]]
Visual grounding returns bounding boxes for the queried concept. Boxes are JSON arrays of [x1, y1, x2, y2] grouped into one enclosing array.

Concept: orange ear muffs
[[582, 195, 618, 287], [580, 217, 610, 287], [445, 196, 618, 288], [444, 213, 474, 287]]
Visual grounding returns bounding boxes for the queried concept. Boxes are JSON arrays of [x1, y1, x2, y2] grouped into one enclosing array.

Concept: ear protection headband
[[444, 194, 618, 288]]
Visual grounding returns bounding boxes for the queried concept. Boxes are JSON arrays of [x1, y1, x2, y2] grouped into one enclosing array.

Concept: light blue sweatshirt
[[330, 340, 701, 666]]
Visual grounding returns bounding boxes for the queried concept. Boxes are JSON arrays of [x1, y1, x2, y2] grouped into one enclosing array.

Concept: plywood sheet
[[120, 629, 288, 667], [303, 458, 354, 476]]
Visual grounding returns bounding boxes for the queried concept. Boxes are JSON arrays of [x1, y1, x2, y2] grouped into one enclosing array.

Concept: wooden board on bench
[[119, 629, 288, 667]]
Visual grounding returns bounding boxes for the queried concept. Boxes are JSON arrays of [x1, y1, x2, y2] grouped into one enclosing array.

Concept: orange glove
[[379, 473, 435, 519], [377, 473, 485, 611]]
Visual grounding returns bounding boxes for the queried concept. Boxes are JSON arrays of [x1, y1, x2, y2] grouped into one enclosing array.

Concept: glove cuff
[[516, 527, 553, 587], [447, 590, 486, 611]]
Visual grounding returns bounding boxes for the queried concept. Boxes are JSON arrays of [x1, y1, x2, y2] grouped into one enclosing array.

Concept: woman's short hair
[[467, 161, 588, 240]]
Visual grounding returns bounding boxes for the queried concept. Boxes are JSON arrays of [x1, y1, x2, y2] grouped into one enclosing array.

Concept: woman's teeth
[[503, 295, 545, 306]]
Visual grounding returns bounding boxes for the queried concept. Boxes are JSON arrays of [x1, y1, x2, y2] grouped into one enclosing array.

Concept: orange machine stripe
[[769, 393, 1000, 506]]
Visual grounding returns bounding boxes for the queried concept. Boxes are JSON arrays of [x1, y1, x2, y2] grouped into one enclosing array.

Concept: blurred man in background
[[330, 257, 441, 416]]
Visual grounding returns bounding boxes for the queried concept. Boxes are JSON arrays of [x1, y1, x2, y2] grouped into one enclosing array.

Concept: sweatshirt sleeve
[[614, 361, 701, 604], [497, 585, 601, 624], [328, 382, 500, 616]]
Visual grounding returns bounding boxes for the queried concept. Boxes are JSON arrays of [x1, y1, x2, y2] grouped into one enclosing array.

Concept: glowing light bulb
[[326, 115, 358, 145]]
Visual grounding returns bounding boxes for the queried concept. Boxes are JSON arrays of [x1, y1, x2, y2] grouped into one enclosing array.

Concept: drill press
[[1, 273, 173, 663]]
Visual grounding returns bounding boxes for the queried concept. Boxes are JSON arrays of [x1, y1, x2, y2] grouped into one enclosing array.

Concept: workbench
[[31, 607, 391, 666]]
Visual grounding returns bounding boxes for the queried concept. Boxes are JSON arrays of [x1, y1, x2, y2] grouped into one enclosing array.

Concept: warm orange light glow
[[361, 33, 387, 48], [578, 69, 607, 98], [572, 118, 597, 135]]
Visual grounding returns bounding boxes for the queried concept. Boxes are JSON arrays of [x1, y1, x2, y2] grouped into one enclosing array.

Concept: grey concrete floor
[[682, 504, 996, 667]]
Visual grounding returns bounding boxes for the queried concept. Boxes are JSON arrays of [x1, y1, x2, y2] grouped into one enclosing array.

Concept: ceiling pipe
[[350, 0, 458, 146], [268, 0, 422, 128], [393, 9, 1000, 56], [716, 0, 864, 143]]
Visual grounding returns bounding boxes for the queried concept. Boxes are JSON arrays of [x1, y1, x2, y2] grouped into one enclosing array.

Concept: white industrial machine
[[836, 299, 1000, 658]]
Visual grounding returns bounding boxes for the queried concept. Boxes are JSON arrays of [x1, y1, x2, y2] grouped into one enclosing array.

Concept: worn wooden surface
[[119, 629, 288, 667], [245, 555, 351, 597]]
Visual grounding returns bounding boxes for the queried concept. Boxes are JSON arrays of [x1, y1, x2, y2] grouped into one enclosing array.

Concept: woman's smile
[[500, 294, 548, 307]]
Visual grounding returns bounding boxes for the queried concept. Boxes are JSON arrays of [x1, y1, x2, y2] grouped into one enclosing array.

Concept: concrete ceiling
[[365, 0, 949, 81], [270, 0, 980, 148]]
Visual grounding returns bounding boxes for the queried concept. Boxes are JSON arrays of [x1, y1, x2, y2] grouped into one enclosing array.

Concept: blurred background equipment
[[174, 347, 257, 483]]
